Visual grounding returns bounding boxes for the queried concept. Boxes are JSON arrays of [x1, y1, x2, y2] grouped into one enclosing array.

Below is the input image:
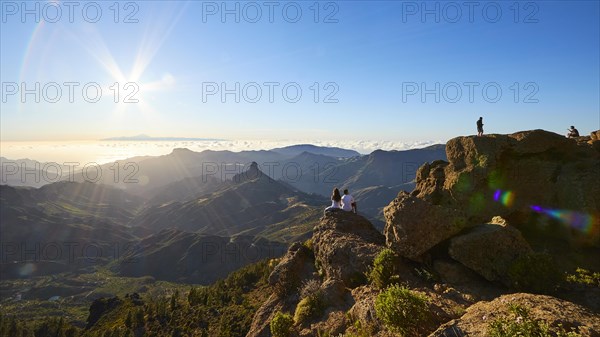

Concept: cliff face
[[247, 130, 600, 337]]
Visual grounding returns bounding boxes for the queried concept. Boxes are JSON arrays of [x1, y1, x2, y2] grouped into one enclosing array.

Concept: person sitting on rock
[[324, 188, 342, 214], [341, 188, 357, 214], [567, 126, 580, 138]]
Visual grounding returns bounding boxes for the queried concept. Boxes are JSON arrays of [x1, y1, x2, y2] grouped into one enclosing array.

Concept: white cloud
[[0, 139, 446, 164]]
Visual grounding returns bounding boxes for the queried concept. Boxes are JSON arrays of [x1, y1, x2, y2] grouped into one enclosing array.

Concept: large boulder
[[312, 211, 385, 286], [410, 130, 600, 245], [384, 192, 468, 260], [430, 293, 600, 337], [448, 219, 532, 285]]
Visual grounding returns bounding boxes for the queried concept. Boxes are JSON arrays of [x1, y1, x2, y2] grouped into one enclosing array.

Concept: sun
[[18, 1, 187, 120]]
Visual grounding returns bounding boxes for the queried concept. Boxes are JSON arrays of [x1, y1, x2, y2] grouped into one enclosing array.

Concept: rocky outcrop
[[384, 192, 468, 260], [313, 211, 385, 285], [413, 130, 600, 222], [247, 211, 386, 337], [268, 242, 313, 290], [383, 129, 600, 266], [448, 219, 533, 285], [430, 293, 600, 337], [247, 130, 600, 337], [247, 243, 315, 337]]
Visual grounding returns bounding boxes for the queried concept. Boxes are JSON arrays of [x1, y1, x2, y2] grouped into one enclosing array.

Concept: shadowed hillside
[[130, 162, 327, 240]]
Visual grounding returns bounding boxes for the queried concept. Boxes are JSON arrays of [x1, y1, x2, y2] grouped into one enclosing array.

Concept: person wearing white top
[[341, 189, 357, 213]]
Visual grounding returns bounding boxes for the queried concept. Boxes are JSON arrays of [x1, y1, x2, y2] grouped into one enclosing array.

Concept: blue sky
[[1, 0, 599, 143]]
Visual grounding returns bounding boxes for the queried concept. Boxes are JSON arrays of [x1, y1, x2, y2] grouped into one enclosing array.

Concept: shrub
[[294, 292, 326, 325], [488, 303, 581, 337], [270, 312, 294, 337], [350, 318, 377, 337], [566, 268, 600, 288], [508, 252, 563, 294], [476, 154, 489, 167], [374, 284, 429, 336], [368, 249, 400, 289], [303, 239, 313, 251], [299, 279, 321, 299]]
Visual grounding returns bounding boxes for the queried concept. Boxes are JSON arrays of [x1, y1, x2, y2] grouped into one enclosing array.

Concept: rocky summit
[[246, 130, 600, 337]]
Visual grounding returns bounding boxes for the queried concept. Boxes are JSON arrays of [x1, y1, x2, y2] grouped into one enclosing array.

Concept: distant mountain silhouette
[[271, 144, 360, 158], [0, 157, 70, 188]]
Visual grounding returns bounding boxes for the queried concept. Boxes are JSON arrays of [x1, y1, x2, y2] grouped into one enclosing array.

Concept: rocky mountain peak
[[246, 129, 600, 337], [231, 161, 265, 183]]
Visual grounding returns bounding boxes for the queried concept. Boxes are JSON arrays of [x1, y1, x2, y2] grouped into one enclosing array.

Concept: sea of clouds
[[1, 139, 445, 164]]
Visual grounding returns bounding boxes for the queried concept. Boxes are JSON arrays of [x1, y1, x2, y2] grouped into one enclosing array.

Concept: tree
[[125, 311, 133, 329], [134, 308, 145, 329], [170, 290, 180, 311]]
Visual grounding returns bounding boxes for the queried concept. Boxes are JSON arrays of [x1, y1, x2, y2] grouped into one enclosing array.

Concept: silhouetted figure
[[324, 187, 342, 214], [341, 188, 357, 214], [477, 117, 484, 136], [567, 126, 580, 138]]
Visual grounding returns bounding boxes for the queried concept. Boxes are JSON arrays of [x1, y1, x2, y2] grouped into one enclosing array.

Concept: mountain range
[[2, 130, 599, 336], [0, 143, 446, 317]]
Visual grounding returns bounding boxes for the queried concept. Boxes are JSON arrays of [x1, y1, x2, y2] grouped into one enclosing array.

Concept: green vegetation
[[0, 259, 275, 337], [476, 154, 489, 167], [374, 284, 429, 336], [345, 317, 376, 337], [270, 312, 294, 337], [294, 280, 326, 325], [0, 315, 78, 337], [367, 249, 400, 289], [508, 252, 563, 294], [294, 295, 325, 325], [566, 268, 600, 288], [0, 268, 189, 326], [303, 238, 314, 251], [488, 304, 582, 337]]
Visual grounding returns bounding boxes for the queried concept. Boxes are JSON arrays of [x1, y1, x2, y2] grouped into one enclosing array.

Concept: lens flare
[[530, 205, 598, 234], [493, 189, 515, 207]]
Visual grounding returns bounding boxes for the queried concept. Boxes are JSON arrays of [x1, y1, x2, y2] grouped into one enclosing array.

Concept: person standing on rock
[[341, 189, 357, 214], [324, 188, 342, 214], [477, 117, 484, 136]]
